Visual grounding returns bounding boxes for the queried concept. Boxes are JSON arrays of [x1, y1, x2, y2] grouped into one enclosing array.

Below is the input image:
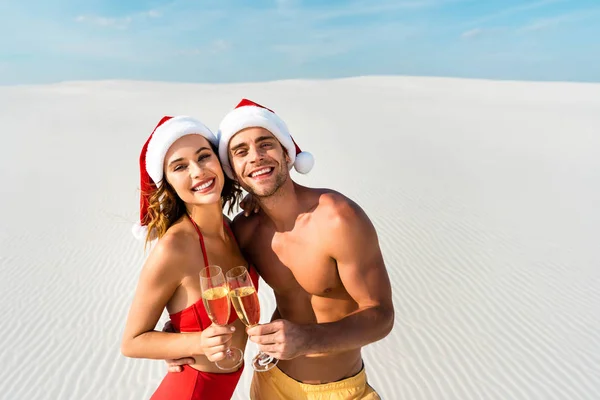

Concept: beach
[[1, 76, 599, 399]]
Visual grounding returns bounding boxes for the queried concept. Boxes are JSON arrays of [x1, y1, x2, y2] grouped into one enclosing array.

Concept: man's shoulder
[[312, 189, 364, 225], [309, 189, 379, 256], [231, 211, 261, 232]]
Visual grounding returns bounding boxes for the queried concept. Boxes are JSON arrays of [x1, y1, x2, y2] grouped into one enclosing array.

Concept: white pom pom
[[132, 222, 148, 241], [294, 151, 314, 174]]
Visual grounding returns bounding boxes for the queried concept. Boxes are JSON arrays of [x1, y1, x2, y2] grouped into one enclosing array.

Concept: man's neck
[[186, 201, 226, 239], [258, 179, 303, 232]]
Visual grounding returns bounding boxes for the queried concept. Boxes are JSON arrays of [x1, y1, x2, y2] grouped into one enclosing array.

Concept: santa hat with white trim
[[217, 99, 314, 179], [132, 115, 218, 240]]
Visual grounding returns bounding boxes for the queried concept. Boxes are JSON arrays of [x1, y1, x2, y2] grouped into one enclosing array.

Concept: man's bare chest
[[247, 232, 341, 296]]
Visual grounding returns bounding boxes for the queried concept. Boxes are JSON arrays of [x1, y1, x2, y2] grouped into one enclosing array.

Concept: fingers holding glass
[[199, 265, 244, 370], [225, 266, 278, 372]]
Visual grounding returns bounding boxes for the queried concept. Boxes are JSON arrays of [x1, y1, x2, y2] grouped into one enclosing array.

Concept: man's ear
[[284, 150, 291, 165]]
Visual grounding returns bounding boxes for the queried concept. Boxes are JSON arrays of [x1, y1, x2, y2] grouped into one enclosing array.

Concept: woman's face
[[163, 134, 224, 207]]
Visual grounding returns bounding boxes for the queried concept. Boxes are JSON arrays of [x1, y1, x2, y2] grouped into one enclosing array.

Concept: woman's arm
[[121, 235, 222, 360]]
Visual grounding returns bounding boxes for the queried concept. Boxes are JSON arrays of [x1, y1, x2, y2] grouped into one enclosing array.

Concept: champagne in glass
[[199, 265, 243, 370], [226, 266, 278, 372], [201, 286, 230, 326], [230, 286, 260, 327]]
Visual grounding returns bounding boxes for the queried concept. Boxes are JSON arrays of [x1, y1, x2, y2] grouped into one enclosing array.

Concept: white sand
[[1, 76, 599, 399]]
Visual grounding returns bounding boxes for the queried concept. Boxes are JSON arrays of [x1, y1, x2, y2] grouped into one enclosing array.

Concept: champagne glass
[[226, 266, 278, 372], [199, 265, 244, 370]]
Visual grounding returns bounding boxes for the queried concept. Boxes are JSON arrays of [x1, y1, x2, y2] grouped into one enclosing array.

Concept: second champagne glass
[[199, 265, 244, 370], [226, 266, 278, 372]]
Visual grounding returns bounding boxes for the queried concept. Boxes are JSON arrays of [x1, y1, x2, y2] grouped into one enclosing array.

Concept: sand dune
[[1, 76, 599, 399]]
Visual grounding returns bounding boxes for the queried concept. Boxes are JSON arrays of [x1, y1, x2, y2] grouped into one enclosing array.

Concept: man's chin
[[240, 174, 286, 198], [250, 188, 277, 198], [242, 183, 277, 198]]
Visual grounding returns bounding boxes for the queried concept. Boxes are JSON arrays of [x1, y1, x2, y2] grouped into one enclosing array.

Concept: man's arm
[[307, 197, 394, 353], [248, 196, 394, 359]]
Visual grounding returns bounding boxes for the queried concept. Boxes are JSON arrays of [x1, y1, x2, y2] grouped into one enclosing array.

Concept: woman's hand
[[240, 193, 260, 217], [199, 324, 236, 362], [163, 324, 236, 372]]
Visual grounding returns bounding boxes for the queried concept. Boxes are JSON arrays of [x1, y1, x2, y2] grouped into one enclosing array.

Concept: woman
[[121, 115, 259, 400]]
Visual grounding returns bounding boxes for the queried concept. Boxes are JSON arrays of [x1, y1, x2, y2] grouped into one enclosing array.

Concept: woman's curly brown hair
[[141, 144, 242, 247]]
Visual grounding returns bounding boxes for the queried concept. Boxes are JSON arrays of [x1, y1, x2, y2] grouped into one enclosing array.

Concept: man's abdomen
[[278, 349, 363, 384]]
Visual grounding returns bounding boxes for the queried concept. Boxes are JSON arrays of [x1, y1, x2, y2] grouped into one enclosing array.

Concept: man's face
[[228, 127, 290, 198]]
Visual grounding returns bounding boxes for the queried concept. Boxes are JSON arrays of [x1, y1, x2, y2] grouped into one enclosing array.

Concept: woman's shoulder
[[145, 222, 197, 272], [158, 222, 197, 255]]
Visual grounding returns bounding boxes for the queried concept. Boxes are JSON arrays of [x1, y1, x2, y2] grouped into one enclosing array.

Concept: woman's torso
[[163, 216, 258, 373]]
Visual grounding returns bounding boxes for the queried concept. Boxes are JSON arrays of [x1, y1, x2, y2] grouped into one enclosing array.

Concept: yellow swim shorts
[[250, 365, 381, 400]]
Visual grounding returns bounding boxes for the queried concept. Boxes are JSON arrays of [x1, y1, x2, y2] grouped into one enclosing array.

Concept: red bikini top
[[169, 216, 259, 332]]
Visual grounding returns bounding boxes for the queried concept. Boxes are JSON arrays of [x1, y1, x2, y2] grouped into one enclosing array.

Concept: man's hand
[[246, 319, 308, 360], [240, 193, 260, 217], [161, 321, 194, 372], [165, 357, 195, 373]]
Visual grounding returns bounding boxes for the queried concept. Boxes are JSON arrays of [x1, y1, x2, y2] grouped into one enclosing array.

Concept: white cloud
[[145, 10, 162, 18], [520, 18, 562, 32], [176, 40, 232, 57], [461, 28, 484, 39], [313, 0, 440, 21], [462, 0, 566, 28], [74, 8, 162, 29], [460, 27, 507, 40], [519, 8, 600, 32], [276, 0, 298, 8], [177, 48, 203, 56], [212, 39, 231, 53], [75, 15, 132, 29], [272, 42, 353, 64]]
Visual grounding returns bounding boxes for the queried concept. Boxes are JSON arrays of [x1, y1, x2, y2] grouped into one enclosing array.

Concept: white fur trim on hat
[[132, 221, 149, 241], [132, 221, 158, 242], [217, 106, 296, 179], [294, 151, 314, 174], [146, 116, 218, 185]]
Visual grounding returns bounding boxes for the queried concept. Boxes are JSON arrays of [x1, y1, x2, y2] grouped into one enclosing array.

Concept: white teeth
[[193, 179, 214, 191], [251, 168, 271, 178]]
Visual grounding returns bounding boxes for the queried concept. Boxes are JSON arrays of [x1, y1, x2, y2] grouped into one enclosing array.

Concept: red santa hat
[[217, 99, 314, 179], [132, 115, 218, 240]]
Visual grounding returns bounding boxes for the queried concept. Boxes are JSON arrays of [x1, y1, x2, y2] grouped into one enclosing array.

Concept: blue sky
[[1, 0, 599, 84]]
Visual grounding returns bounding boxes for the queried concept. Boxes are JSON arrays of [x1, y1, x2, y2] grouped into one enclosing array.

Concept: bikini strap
[[186, 214, 209, 267]]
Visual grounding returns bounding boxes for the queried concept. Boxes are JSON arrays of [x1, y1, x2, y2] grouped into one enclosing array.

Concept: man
[[215, 99, 394, 399]]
